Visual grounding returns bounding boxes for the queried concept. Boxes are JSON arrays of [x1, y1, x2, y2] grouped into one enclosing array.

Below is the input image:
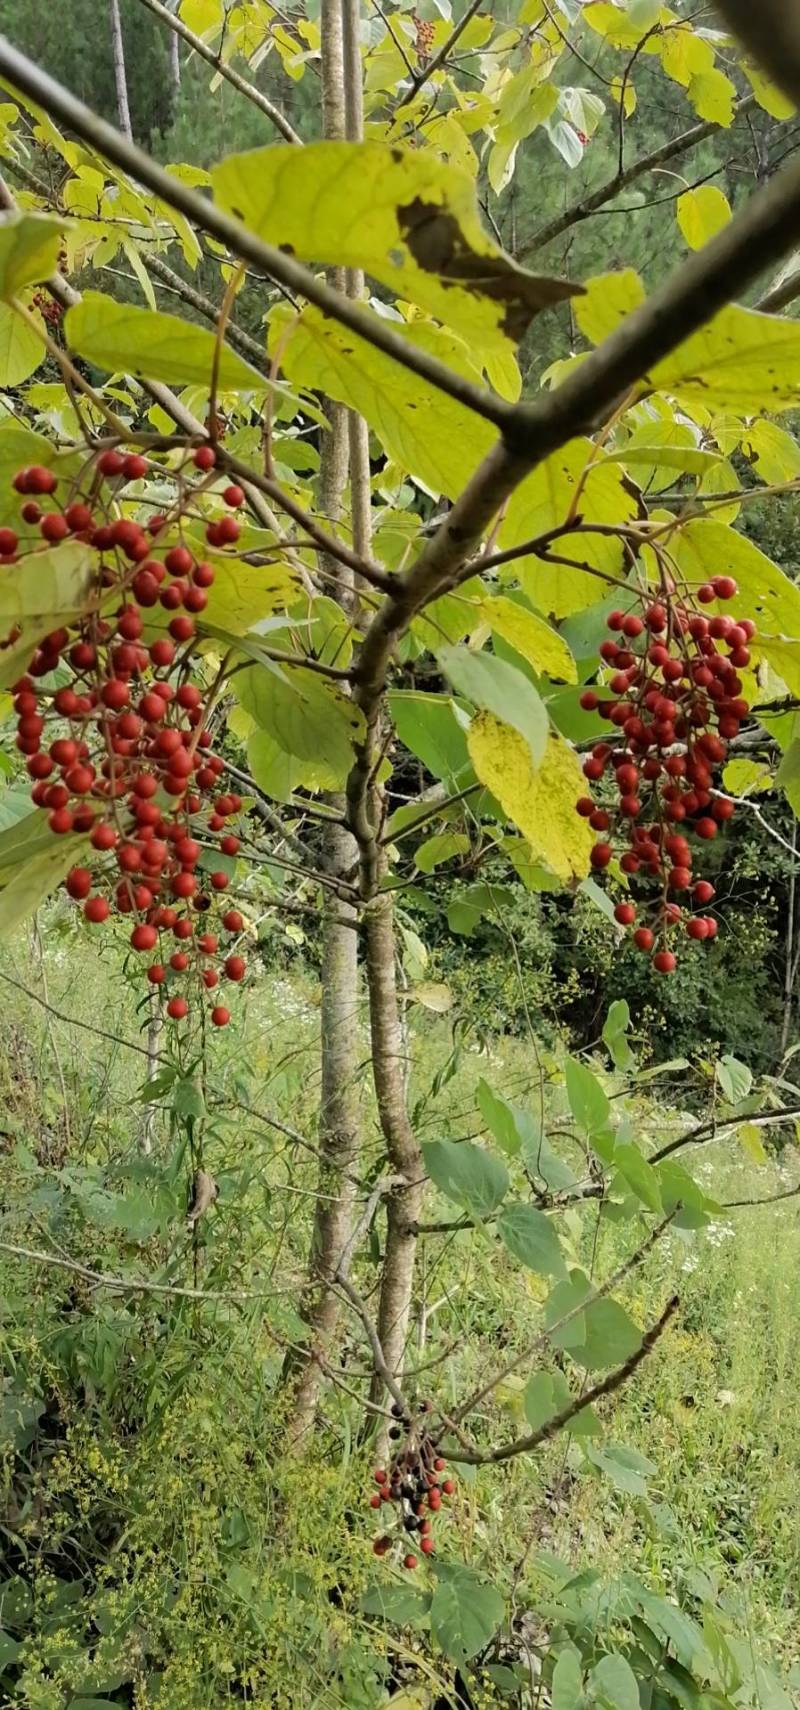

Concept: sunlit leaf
[[64, 292, 265, 389], [437, 644, 548, 766], [467, 716, 594, 883], [479, 594, 577, 682], [0, 211, 65, 298], [677, 186, 731, 250]]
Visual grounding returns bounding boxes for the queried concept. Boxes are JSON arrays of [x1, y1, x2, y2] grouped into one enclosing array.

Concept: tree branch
[[713, 0, 800, 110], [518, 96, 756, 256], [650, 1105, 800, 1164], [447, 1294, 679, 1465], [133, 0, 303, 144], [395, 0, 485, 109]]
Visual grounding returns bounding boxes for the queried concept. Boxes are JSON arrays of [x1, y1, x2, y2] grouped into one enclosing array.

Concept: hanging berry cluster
[[369, 1404, 456, 1570], [575, 577, 753, 971], [4, 446, 253, 1026]]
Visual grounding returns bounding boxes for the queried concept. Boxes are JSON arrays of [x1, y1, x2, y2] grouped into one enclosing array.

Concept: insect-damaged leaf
[[213, 140, 581, 354]]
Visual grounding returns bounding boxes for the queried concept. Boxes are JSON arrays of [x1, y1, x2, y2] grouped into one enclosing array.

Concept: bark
[[141, 989, 163, 1155], [365, 888, 424, 1422], [108, 0, 133, 141], [168, 20, 181, 92], [283, 0, 362, 1446], [781, 821, 799, 1059]]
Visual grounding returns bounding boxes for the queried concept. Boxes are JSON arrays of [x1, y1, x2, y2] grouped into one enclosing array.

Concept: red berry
[[66, 867, 93, 900], [693, 880, 715, 905], [211, 1004, 231, 1027], [403, 1554, 418, 1571], [214, 514, 240, 545], [48, 807, 74, 833], [210, 870, 229, 890], [369, 1493, 381, 1509], [686, 918, 709, 941], [712, 575, 737, 599], [131, 923, 158, 951], [0, 527, 18, 553], [694, 817, 717, 839], [147, 963, 167, 984], [167, 996, 189, 1020], [222, 483, 244, 508], [590, 842, 612, 869], [27, 466, 58, 494], [97, 449, 125, 476], [91, 822, 118, 851], [222, 909, 243, 931], [633, 926, 654, 952], [165, 545, 193, 577], [193, 561, 215, 588], [41, 512, 68, 542], [220, 835, 240, 856], [614, 902, 636, 926], [101, 679, 129, 711], [169, 615, 195, 642], [224, 954, 246, 981], [203, 969, 219, 989], [697, 583, 716, 604], [193, 445, 217, 470], [122, 453, 148, 480], [84, 896, 110, 923], [653, 950, 676, 974], [64, 502, 93, 533], [622, 613, 644, 637], [21, 501, 41, 524], [170, 951, 190, 972]]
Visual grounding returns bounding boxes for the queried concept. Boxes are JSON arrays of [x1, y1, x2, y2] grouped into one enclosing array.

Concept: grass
[[0, 921, 799, 1703]]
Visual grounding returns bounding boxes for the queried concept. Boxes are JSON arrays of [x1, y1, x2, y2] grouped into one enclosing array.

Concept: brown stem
[[108, 0, 133, 140]]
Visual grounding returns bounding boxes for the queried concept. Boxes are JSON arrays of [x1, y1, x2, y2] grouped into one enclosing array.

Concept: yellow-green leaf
[[467, 715, 593, 883], [280, 305, 493, 497], [677, 186, 731, 250], [743, 62, 795, 120], [0, 303, 45, 387], [0, 211, 66, 299], [575, 269, 645, 345], [649, 305, 800, 415], [741, 420, 800, 486], [671, 520, 800, 637], [237, 663, 365, 788], [687, 68, 735, 126], [64, 292, 264, 390], [213, 140, 581, 355], [0, 542, 95, 687], [722, 757, 771, 796], [737, 1123, 768, 1166], [480, 594, 576, 682], [499, 438, 638, 615]]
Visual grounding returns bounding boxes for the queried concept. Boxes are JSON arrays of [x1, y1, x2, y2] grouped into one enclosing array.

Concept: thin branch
[[0, 38, 513, 432], [720, 1181, 800, 1209], [651, 1105, 800, 1165], [446, 1212, 676, 1429], [0, 970, 164, 1063], [334, 1271, 410, 1413], [133, 0, 303, 144], [519, 95, 756, 255], [0, 1237, 301, 1303], [395, 0, 485, 109], [146, 251, 269, 368], [447, 1294, 679, 1465]]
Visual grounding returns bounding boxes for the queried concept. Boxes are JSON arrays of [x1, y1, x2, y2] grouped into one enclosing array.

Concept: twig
[[133, 0, 303, 143], [395, 0, 485, 108], [0, 1237, 300, 1302], [447, 1295, 679, 1464], [334, 1271, 410, 1413], [0, 970, 165, 1063]]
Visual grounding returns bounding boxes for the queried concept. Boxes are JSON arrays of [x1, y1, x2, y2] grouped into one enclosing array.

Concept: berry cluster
[[4, 446, 252, 1025], [369, 1406, 455, 1570], [575, 577, 754, 971], [31, 289, 63, 328], [412, 11, 436, 58]]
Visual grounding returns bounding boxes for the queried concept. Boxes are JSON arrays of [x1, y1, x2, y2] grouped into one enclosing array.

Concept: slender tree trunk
[[283, 0, 362, 1445], [366, 888, 424, 1429], [168, 2, 181, 91], [141, 989, 163, 1155], [108, 0, 133, 141], [781, 820, 798, 1058]]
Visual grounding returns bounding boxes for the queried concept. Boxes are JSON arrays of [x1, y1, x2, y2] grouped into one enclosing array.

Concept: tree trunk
[[366, 888, 424, 1432], [283, 0, 363, 1445], [108, 0, 133, 141], [141, 989, 163, 1155], [168, 2, 181, 91]]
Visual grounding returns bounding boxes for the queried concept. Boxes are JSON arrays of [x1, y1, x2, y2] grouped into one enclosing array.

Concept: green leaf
[[742, 419, 800, 484], [552, 1646, 584, 1710], [715, 1054, 752, 1103], [414, 832, 470, 873], [565, 1057, 610, 1140], [214, 140, 579, 357], [737, 1123, 768, 1166], [587, 1440, 657, 1496], [546, 1275, 642, 1368], [612, 1143, 663, 1213], [468, 717, 594, 884], [360, 1583, 432, 1623], [0, 1630, 21, 1668], [0, 837, 89, 938], [589, 1653, 640, 1710], [479, 594, 577, 683], [0, 810, 59, 877], [499, 439, 638, 614], [524, 1371, 599, 1440], [477, 1079, 521, 1156], [174, 1078, 206, 1120], [429, 1561, 504, 1664], [656, 1160, 711, 1230], [0, 303, 45, 387], [676, 186, 731, 250], [496, 1202, 567, 1277], [236, 665, 365, 788], [0, 211, 65, 298], [64, 291, 264, 389], [438, 644, 548, 767], [388, 691, 471, 784], [602, 999, 634, 1071], [421, 1138, 509, 1219], [446, 882, 515, 936]]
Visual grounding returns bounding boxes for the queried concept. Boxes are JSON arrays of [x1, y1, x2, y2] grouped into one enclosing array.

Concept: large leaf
[[0, 542, 96, 687], [589, 1653, 640, 1710], [545, 1274, 642, 1369], [188, 558, 300, 633], [0, 303, 45, 387], [421, 1137, 509, 1219], [0, 837, 89, 938], [213, 140, 580, 355], [564, 1056, 610, 1140], [236, 664, 364, 788], [0, 809, 58, 876], [670, 520, 800, 637], [467, 716, 594, 883], [389, 691, 471, 783], [524, 1371, 598, 1440], [429, 1561, 504, 1665], [650, 304, 800, 414], [279, 305, 494, 497], [480, 594, 577, 683], [64, 292, 264, 390], [677, 186, 731, 250], [437, 644, 547, 766], [496, 1202, 567, 1277], [0, 211, 65, 298], [498, 438, 639, 614]]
